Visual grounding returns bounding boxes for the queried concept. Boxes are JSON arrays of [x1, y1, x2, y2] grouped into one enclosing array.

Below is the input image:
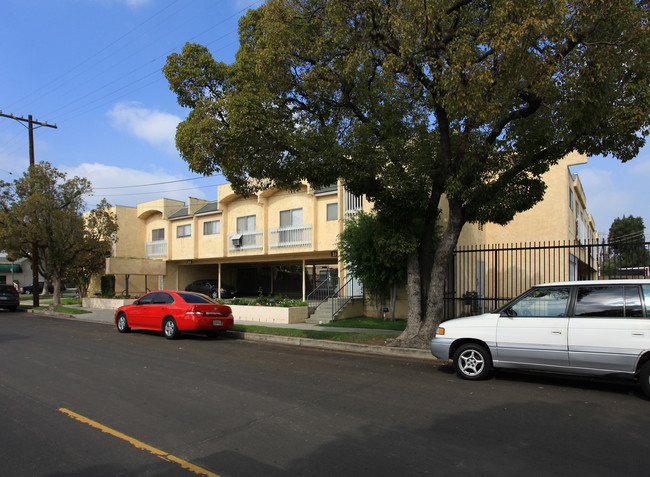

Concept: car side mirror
[[501, 308, 516, 317]]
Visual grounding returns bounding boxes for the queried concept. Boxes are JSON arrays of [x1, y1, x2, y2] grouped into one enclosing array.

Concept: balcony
[[145, 240, 167, 257], [269, 224, 313, 249], [228, 230, 263, 252]]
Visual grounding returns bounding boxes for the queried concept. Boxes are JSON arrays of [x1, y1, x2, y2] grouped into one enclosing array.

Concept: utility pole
[[0, 111, 57, 307]]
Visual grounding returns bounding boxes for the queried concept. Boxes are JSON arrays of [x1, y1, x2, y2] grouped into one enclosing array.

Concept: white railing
[[145, 240, 167, 257], [228, 230, 263, 252], [345, 189, 362, 216], [269, 224, 313, 248]]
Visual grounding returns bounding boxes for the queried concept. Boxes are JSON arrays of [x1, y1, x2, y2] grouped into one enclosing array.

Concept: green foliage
[[225, 292, 306, 307], [100, 275, 116, 297], [337, 211, 413, 295], [65, 199, 119, 297], [607, 216, 650, 269], [0, 162, 98, 305], [165, 0, 650, 344]]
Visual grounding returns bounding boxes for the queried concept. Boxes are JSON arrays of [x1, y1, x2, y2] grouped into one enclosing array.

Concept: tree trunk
[[391, 199, 465, 348], [51, 277, 62, 307]]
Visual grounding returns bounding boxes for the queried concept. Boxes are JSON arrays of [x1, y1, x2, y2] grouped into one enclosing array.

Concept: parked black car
[[185, 279, 237, 299], [21, 282, 66, 294], [0, 284, 20, 311]]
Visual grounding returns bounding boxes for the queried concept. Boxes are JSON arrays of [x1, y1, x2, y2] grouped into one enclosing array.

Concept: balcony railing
[[228, 230, 263, 252], [145, 240, 167, 257], [269, 224, 312, 248]]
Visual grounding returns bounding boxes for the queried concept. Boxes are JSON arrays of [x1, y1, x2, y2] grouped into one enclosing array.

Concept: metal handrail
[[306, 278, 337, 310], [331, 276, 360, 318]]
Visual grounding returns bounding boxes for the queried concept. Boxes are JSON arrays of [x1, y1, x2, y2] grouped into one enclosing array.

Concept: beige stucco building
[[100, 152, 597, 320], [102, 182, 370, 301]]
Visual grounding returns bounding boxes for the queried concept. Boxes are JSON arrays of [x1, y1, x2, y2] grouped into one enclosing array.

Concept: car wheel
[[453, 343, 492, 380], [116, 313, 130, 333], [206, 330, 221, 339], [211, 290, 219, 299], [639, 361, 650, 399], [163, 317, 179, 340]]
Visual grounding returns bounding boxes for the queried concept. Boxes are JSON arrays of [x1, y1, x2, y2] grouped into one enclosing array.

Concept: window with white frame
[[236, 215, 256, 233], [203, 220, 220, 235], [152, 228, 164, 241], [326, 203, 338, 221], [176, 224, 191, 238]]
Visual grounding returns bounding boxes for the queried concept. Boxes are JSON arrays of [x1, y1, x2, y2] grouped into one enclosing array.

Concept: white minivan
[[430, 280, 650, 397]]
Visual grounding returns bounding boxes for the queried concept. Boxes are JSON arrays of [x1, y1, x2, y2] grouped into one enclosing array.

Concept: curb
[[228, 330, 435, 361]]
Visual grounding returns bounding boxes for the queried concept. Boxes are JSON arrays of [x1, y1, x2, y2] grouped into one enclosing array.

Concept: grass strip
[[318, 317, 407, 331], [30, 305, 91, 315], [232, 324, 395, 346]]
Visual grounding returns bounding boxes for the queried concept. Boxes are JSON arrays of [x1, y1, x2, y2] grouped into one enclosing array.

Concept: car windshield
[[178, 292, 213, 304]]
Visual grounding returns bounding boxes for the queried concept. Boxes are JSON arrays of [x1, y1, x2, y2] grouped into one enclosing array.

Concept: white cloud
[[107, 101, 181, 154]]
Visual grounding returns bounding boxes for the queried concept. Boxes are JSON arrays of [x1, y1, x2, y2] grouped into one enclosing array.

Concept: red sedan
[[115, 290, 234, 339]]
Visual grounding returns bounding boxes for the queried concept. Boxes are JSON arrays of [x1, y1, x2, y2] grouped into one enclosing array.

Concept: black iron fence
[[445, 239, 650, 320]]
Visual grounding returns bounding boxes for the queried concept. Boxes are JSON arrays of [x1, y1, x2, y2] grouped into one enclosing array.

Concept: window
[[506, 287, 571, 317], [237, 215, 256, 233], [203, 220, 220, 235], [279, 208, 302, 243], [177, 224, 191, 238], [643, 285, 650, 316], [574, 286, 643, 318], [327, 203, 338, 221], [569, 188, 574, 210], [150, 292, 174, 305], [152, 228, 164, 241], [280, 208, 302, 227]]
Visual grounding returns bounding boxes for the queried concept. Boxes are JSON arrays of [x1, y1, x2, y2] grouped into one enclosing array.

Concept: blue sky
[[1, 0, 648, 239]]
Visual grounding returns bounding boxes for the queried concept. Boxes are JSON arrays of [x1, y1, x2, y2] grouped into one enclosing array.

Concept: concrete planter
[[82, 297, 134, 310], [229, 304, 308, 324]]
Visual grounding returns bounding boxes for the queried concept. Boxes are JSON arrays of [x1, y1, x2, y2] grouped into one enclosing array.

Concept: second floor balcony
[[269, 224, 313, 249], [145, 240, 167, 258], [228, 230, 263, 252]]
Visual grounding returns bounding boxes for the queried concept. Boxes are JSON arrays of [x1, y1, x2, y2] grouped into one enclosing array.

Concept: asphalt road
[[1, 310, 649, 477]]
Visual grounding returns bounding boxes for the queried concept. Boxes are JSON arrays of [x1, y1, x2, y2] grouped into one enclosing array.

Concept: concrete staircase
[[305, 297, 364, 324]]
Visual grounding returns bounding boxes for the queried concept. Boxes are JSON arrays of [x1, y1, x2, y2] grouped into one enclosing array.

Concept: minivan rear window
[[574, 286, 644, 318]]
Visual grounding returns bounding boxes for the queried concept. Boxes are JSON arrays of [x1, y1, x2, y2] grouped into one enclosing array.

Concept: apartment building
[[101, 152, 597, 320], [103, 182, 370, 300]]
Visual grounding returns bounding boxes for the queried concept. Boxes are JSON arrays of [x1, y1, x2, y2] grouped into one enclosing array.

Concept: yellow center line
[[59, 408, 220, 477]]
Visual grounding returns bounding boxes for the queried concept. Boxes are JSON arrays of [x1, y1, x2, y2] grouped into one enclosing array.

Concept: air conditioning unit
[[231, 233, 243, 247]]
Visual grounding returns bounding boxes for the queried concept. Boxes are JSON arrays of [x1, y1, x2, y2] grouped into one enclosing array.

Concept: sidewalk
[[25, 304, 434, 361]]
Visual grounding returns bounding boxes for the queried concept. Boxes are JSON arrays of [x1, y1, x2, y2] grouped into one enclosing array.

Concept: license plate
[[212, 320, 222, 326]]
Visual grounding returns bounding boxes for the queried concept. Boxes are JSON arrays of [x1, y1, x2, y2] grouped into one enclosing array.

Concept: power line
[[93, 175, 212, 190]]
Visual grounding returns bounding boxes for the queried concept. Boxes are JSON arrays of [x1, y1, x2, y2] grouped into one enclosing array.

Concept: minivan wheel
[[639, 361, 650, 399], [163, 317, 179, 340], [116, 313, 130, 333], [453, 343, 492, 380]]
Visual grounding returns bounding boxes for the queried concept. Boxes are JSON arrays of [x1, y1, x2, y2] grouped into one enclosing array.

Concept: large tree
[[607, 215, 650, 272], [0, 162, 110, 307], [165, 0, 650, 347], [65, 199, 119, 298]]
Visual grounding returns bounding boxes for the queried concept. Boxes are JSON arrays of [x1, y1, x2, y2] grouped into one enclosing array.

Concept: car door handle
[[632, 332, 645, 336], [551, 330, 562, 335]]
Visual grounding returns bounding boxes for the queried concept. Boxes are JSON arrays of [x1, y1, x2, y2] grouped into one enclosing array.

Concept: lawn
[[318, 317, 407, 331]]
